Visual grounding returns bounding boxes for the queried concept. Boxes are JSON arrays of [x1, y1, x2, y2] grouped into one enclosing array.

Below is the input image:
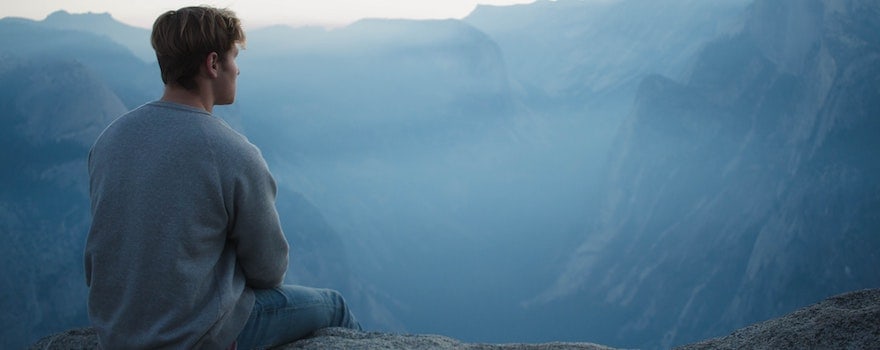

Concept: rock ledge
[[675, 288, 880, 349], [30, 289, 880, 350]]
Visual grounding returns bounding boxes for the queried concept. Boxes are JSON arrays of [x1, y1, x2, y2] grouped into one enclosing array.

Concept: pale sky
[[1, 0, 539, 29]]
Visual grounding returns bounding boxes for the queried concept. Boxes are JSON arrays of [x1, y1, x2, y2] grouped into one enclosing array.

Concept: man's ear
[[204, 52, 220, 78]]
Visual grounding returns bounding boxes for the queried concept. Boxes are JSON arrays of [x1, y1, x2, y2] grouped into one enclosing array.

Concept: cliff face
[[0, 55, 125, 349], [465, 0, 749, 111], [534, 0, 880, 348]]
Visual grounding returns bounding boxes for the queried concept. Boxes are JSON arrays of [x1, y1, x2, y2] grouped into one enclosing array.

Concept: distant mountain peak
[[46, 9, 113, 21], [38, 9, 154, 62], [44, 10, 117, 29]]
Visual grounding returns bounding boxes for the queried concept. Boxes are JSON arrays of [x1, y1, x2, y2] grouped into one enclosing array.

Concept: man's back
[[85, 6, 361, 349], [85, 101, 288, 349]]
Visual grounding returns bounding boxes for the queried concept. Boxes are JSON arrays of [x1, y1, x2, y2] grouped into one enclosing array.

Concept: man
[[85, 6, 360, 349]]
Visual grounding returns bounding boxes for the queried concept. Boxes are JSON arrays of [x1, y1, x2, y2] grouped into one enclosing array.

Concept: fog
[[3, 1, 880, 349]]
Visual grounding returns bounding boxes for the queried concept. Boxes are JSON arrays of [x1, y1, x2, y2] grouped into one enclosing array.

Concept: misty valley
[[2, 0, 879, 349]]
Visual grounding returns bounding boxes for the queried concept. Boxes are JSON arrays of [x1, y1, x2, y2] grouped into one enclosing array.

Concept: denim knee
[[321, 288, 361, 330], [324, 289, 343, 304]]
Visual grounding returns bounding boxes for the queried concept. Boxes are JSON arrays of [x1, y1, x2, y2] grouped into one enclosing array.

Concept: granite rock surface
[[675, 289, 880, 349], [29, 289, 880, 349]]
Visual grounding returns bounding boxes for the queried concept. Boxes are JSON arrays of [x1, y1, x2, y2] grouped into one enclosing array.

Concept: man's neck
[[161, 84, 213, 113]]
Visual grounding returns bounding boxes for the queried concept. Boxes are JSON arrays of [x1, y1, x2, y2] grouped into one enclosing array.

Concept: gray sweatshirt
[[85, 101, 289, 349]]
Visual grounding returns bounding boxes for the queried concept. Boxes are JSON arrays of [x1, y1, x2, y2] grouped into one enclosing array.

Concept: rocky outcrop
[[675, 289, 880, 349], [278, 328, 613, 350], [30, 328, 98, 350], [28, 327, 613, 350], [30, 289, 879, 349]]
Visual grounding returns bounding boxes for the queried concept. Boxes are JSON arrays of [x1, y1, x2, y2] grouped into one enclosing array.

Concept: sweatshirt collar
[[150, 100, 214, 117]]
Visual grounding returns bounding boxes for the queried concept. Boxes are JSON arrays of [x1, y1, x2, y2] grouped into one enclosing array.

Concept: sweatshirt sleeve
[[226, 144, 290, 289]]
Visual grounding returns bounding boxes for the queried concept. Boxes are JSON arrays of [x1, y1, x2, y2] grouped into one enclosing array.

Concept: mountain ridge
[[41, 10, 154, 62]]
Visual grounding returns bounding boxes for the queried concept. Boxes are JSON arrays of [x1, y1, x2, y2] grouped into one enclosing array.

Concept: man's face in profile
[[214, 45, 241, 105]]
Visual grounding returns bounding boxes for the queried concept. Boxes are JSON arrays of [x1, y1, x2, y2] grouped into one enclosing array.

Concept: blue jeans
[[235, 285, 361, 350]]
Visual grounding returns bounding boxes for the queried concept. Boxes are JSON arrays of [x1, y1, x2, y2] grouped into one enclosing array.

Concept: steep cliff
[[0, 55, 125, 349], [465, 0, 749, 110], [534, 0, 880, 348]]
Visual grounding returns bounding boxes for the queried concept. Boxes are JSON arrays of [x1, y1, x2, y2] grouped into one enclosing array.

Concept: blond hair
[[151, 6, 245, 90]]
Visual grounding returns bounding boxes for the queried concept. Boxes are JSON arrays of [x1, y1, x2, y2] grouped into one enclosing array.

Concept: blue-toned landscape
[[2, 0, 879, 349]]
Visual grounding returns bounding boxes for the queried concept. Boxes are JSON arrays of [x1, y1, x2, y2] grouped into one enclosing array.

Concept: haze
[[2, 1, 879, 349], [1, 0, 541, 28]]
